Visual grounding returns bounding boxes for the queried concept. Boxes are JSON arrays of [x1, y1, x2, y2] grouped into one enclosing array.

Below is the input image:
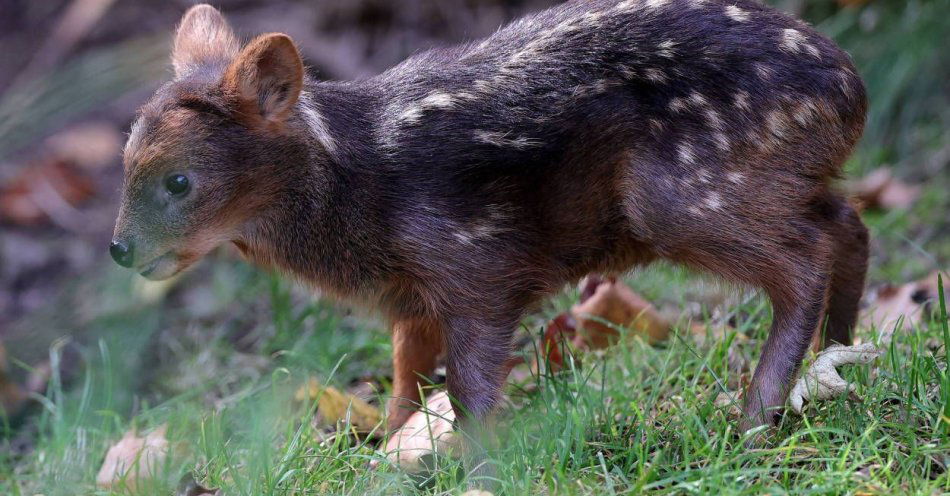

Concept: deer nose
[[109, 240, 134, 268]]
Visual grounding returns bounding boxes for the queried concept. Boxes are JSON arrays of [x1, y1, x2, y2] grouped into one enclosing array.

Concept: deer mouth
[[138, 252, 180, 280]]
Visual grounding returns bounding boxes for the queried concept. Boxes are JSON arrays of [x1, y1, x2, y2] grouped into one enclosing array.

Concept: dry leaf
[[0, 159, 95, 226], [381, 391, 458, 471], [96, 425, 169, 489], [789, 344, 883, 414], [714, 390, 742, 417], [45, 122, 122, 171], [861, 270, 946, 344], [534, 276, 672, 372], [296, 378, 382, 433], [534, 312, 580, 372], [850, 167, 920, 211], [572, 277, 670, 346]]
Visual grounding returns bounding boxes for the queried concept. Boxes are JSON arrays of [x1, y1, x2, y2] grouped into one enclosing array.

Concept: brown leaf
[[295, 378, 382, 433], [850, 167, 920, 211], [572, 278, 670, 346], [96, 425, 169, 489], [714, 390, 742, 418], [534, 312, 579, 372], [789, 344, 883, 414], [861, 270, 946, 344], [45, 122, 122, 171], [0, 159, 95, 226], [381, 391, 458, 471]]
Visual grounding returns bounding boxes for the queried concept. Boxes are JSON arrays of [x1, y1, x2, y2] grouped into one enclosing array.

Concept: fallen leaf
[[96, 425, 169, 490], [572, 278, 670, 346], [176, 473, 220, 496], [0, 159, 95, 227], [534, 312, 580, 372], [296, 378, 382, 433], [850, 167, 920, 211], [861, 270, 946, 344], [45, 121, 122, 171], [789, 343, 883, 414], [714, 390, 742, 417], [381, 390, 458, 471]]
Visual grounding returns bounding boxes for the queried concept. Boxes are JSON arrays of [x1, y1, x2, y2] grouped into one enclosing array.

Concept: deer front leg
[[386, 317, 444, 431], [443, 315, 517, 483]]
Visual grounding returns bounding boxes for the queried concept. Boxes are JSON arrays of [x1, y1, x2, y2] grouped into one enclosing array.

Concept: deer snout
[[109, 239, 135, 268]]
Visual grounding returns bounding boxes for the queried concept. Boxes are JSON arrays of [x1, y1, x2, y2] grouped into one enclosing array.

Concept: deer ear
[[172, 4, 239, 77], [223, 33, 303, 127]]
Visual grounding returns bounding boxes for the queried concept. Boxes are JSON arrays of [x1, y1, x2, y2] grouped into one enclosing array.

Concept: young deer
[[112, 0, 867, 459]]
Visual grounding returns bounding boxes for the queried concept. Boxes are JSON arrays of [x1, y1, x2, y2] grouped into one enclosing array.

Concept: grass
[[1, 261, 947, 495], [1, 1, 948, 495]]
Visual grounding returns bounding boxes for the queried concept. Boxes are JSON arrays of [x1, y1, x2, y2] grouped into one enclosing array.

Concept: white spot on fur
[[766, 110, 789, 139], [677, 141, 696, 165], [704, 192, 723, 211], [724, 5, 750, 22], [475, 130, 541, 149], [696, 168, 711, 183], [614, 0, 641, 12], [658, 40, 677, 58], [794, 98, 819, 126], [754, 63, 774, 80], [781, 28, 820, 57], [473, 80, 493, 93], [733, 90, 751, 111], [453, 230, 474, 245], [688, 91, 708, 107], [727, 172, 745, 184], [713, 131, 730, 152], [704, 109, 723, 129], [645, 0, 670, 9], [669, 97, 687, 112], [837, 69, 854, 97], [298, 92, 337, 154], [645, 68, 667, 83], [573, 79, 619, 97]]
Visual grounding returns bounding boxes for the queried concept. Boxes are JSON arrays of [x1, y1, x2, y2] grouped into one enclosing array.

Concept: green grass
[[1, 260, 947, 495], [1, 1, 948, 495]]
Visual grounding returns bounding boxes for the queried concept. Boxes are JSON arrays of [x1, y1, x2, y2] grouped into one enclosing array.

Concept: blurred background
[[0, 0, 947, 492]]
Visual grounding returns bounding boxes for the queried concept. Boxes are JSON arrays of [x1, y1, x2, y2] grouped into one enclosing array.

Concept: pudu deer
[[111, 0, 868, 471]]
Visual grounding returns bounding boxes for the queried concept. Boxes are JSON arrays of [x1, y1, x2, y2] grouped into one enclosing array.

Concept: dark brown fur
[[113, 0, 869, 463]]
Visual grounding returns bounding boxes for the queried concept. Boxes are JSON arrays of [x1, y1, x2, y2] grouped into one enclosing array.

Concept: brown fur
[[113, 1, 870, 463]]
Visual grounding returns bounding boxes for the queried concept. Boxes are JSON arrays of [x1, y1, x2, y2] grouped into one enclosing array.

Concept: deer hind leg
[[739, 222, 835, 432], [820, 199, 868, 348], [661, 209, 835, 432], [387, 317, 444, 431]]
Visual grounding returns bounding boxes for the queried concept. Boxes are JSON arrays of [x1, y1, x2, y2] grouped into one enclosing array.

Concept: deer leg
[[386, 317, 444, 431]]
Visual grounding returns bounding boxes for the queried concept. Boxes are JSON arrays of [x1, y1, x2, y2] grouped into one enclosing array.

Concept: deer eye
[[165, 174, 189, 195]]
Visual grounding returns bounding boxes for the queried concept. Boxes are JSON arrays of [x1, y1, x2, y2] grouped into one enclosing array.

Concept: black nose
[[110, 240, 134, 268]]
